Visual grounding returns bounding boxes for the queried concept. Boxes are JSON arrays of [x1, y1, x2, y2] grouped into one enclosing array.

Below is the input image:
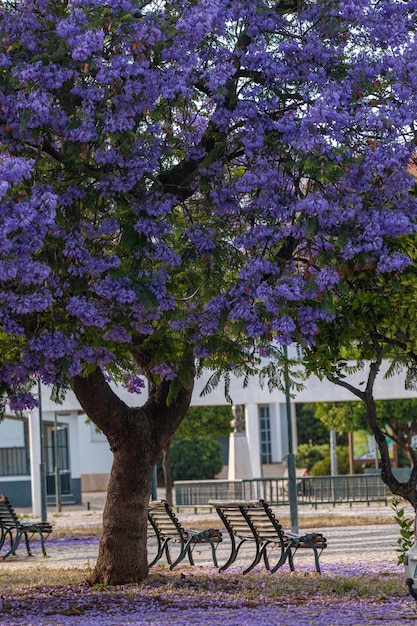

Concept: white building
[[0, 361, 416, 507]]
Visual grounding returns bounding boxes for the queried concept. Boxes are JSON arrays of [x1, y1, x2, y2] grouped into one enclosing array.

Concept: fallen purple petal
[[0, 558, 415, 626]]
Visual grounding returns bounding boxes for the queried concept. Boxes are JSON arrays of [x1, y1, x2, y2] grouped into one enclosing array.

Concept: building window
[[259, 405, 272, 464]]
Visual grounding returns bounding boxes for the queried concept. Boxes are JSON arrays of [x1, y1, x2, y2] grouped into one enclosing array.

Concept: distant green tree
[[176, 406, 233, 440], [161, 405, 233, 501], [314, 401, 366, 432], [170, 437, 223, 481], [296, 403, 329, 446], [314, 400, 417, 466]]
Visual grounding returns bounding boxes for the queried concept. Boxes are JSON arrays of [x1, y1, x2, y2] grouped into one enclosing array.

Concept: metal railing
[[0, 447, 30, 476], [174, 474, 390, 510], [174, 479, 245, 509]]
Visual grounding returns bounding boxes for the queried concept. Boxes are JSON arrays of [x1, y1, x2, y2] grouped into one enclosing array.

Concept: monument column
[[228, 405, 253, 480], [245, 403, 261, 478]]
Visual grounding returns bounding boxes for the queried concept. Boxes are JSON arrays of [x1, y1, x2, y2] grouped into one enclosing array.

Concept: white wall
[[192, 361, 417, 405], [0, 417, 24, 447], [27, 359, 417, 416], [78, 416, 113, 474]]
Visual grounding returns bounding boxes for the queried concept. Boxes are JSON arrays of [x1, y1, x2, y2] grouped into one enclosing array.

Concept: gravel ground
[[3, 494, 405, 573]]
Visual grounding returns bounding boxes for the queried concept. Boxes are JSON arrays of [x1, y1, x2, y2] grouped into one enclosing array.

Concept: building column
[[277, 400, 298, 462], [245, 403, 261, 478]]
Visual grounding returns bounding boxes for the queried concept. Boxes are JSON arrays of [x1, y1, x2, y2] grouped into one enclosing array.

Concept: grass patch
[[279, 514, 395, 528], [0, 567, 91, 588], [51, 526, 102, 539], [187, 514, 395, 532]]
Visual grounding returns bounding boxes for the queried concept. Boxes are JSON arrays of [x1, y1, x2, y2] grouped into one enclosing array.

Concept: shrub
[[296, 443, 329, 473], [309, 446, 351, 476], [391, 496, 415, 565]]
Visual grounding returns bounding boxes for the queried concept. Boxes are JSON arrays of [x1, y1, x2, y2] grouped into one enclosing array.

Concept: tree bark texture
[[72, 366, 194, 584]]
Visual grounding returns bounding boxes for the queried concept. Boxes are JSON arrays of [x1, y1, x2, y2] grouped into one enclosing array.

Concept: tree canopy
[[1, 0, 417, 407]]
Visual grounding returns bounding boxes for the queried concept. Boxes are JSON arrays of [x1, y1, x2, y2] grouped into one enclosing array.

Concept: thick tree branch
[[72, 367, 130, 441]]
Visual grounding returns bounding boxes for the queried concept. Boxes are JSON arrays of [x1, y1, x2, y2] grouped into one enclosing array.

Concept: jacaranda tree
[[1, 0, 417, 583]]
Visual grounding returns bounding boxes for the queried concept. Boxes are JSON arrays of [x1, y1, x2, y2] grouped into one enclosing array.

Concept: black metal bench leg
[[266, 545, 292, 574], [208, 539, 219, 568], [1, 529, 13, 554], [24, 532, 33, 556], [2, 533, 24, 559], [242, 541, 265, 574], [298, 541, 322, 574], [185, 538, 220, 568], [38, 533, 48, 557], [311, 545, 321, 574], [219, 536, 245, 572], [287, 548, 295, 572], [149, 537, 170, 568], [164, 541, 173, 565], [186, 544, 195, 566], [169, 539, 189, 570]]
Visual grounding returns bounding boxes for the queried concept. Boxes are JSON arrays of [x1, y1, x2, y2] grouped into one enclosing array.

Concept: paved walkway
[[1, 493, 407, 573]]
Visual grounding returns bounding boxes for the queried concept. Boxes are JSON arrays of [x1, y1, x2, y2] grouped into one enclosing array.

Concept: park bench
[[148, 499, 222, 570], [0, 494, 53, 559], [209, 498, 327, 574]]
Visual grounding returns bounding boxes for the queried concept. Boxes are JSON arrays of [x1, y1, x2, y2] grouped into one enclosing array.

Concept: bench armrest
[[186, 528, 222, 541], [285, 531, 326, 548]]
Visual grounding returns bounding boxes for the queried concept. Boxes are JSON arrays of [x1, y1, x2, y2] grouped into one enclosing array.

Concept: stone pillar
[[228, 405, 253, 480], [228, 433, 253, 480], [245, 403, 261, 478]]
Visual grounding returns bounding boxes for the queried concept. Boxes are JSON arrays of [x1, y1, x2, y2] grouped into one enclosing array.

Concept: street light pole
[[54, 412, 62, 513], [38, 380, 47, 523], [283, 345, 298, 533]]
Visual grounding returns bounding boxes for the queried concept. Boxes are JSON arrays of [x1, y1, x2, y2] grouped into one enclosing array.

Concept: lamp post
[[54, 411, 62, 513], [38, 379, 47, 522], [330, 429, 338, 476], [283, 345, 298, 533]]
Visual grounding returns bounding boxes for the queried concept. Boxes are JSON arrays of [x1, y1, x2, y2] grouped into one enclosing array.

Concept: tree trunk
[[72, 366, 194, 584], [90, 423, 154, 584], [365, 395, 417, 510]]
